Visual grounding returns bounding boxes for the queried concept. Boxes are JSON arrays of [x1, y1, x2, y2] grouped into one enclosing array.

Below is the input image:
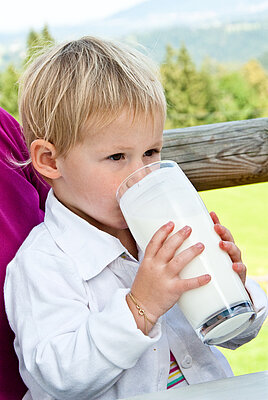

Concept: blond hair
[[19, 36, 166, 158]]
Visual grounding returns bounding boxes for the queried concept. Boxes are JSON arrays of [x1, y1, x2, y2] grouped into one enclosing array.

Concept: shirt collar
[[44, 189, 126, 281]]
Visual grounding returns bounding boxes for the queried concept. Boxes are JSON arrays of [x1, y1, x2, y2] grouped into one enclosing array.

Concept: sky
[[1, 0, 146, 33]]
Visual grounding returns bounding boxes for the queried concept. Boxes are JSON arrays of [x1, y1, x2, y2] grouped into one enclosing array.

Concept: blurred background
[[1, 0, 267, 376]]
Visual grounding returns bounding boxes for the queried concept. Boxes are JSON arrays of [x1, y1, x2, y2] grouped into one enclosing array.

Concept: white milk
[[118, 162, 255, 343]]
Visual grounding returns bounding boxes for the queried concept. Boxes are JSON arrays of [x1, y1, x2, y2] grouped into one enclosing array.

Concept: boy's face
[[54, 110, 164, 237]]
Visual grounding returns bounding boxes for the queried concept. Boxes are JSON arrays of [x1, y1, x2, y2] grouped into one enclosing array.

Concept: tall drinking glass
[[116, 160, 256, 345]]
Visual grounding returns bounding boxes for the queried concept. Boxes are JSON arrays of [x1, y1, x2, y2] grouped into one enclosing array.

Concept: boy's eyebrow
[[111, 141, 163, 152]]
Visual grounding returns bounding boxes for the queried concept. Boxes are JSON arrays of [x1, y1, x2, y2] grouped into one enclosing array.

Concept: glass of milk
[[116, 160, 256, 345]]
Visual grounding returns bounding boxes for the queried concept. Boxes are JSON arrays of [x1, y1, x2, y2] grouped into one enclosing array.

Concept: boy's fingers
[[214, 223, 234, 243], [219, 240, 242, 262], [167, 242, 205, 276], [210, 211, 220, 224], [233, 262, 247, 286], [178, 274, 211, 293], [145, 221, 174, 258], [156, 225, 192, 263], [210, 212, 235, 242]]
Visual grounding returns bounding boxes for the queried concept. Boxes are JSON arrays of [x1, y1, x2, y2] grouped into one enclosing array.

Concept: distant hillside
[[2, 0, 268, 70], [57, 0, 268, 39], [125, 20, 268, 67], [112, 0, 268, 31]]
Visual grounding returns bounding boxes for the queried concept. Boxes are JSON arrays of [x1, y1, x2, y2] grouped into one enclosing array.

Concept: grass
[[199, 182, 268, 375], [199, 182, 268, 277], [219, 325, 268, 375]]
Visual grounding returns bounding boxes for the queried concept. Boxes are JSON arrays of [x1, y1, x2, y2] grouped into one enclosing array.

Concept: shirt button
[[181, 355, 192, 369]]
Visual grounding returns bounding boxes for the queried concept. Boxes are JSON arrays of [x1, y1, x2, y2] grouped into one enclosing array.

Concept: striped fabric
[[167, 352, 187, 389]]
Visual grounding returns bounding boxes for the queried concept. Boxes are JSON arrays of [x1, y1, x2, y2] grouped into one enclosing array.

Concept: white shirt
[[4, 190, 268, 400]]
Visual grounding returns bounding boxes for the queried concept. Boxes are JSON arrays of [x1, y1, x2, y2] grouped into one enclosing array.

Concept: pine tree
[[24, 25, 55, 66], [161, 44, 218, 128], [24, 29, 40, 65], [41, 25, 54, 46], [198, 59, 221, 124], [0, 25, 55, 119], [0, 64, 20, 120]]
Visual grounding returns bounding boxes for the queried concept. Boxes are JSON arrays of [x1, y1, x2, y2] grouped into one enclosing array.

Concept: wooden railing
[[162, 118, 268, 191]]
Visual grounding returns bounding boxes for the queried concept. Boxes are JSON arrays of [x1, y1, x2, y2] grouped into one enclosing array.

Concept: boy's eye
[[108, 153, 124, 161], [108, 149, 160, 161], [144, 149, 159, 157]]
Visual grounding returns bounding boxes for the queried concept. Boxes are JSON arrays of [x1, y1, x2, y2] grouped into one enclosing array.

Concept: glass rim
[[116, 159, 176, 202]]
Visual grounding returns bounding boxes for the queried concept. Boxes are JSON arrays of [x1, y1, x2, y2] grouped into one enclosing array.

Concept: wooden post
[[162, 118, 268, 191]]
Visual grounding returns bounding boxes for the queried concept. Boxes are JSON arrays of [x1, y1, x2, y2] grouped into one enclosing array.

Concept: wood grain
[[162, 118, 268, 191]]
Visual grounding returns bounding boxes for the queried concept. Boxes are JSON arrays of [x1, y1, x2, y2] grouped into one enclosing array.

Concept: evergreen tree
[[0, 25, 55, 119], [24, 29, 40, 65], [41, 25, 54, 45], [161, 44, 218, 128], [198, 59, 221, 124], [0, 64, 20, 120], [24, 25, 55, 66], [161, 43, 268, 128], [1, 36, 268, 126]]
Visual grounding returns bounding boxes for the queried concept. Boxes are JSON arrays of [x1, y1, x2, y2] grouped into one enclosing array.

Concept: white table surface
[[122, 371, 268, 400]]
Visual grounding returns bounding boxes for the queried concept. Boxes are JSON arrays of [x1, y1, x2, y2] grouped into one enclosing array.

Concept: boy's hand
[[210, 211, 247, 286], [129, 222, 211, 326]]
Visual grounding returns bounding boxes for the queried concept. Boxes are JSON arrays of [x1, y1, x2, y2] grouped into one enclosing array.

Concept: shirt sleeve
[[4, 248, 161, 400], [219, 277, 268, 350]]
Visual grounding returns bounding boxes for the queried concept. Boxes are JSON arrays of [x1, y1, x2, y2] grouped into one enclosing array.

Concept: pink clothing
[[0, 108, 49, 399]]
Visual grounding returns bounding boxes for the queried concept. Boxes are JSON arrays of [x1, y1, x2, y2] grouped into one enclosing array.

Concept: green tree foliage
[[242, 60, 268, 105], [0, 64, 20, 120], [0, 25, 54, 119], [161, 44, 268, 129], [24, 25, 55, 66], [217, 70, 261, 121], [161, 44, 216, 129], [1, 37, 268, 126]]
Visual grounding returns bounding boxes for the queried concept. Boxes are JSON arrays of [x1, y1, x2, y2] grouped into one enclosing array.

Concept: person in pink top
[[0, 107, 49, 399]]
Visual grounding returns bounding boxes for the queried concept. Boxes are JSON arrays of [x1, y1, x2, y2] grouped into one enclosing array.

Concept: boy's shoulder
[[18, 221, 58, 255], [7, 220, 71, 277], [4, 218, 87, 304]]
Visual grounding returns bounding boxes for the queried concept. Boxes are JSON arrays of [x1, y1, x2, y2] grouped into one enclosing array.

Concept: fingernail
[[166, 221, 174, 228], [182, 225, 191, 233], [196, 242, 204, 249]]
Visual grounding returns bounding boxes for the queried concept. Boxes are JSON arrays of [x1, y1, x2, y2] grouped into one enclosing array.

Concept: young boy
[[4, 37, 267, 400]]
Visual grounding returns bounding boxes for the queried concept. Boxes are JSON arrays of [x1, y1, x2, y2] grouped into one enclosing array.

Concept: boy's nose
[[126, 160, 151, 188], [129, 158, 152, 178], [132, 159, 146, 172]]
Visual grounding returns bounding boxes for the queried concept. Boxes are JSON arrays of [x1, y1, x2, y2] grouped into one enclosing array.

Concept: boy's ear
[[30, 139, 61, 180]]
